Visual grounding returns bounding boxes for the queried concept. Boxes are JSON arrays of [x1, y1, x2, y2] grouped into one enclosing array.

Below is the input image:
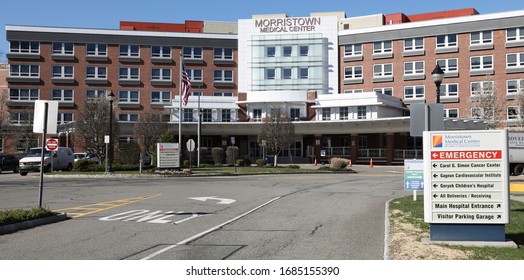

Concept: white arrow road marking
[[189, 196, 236, 205]]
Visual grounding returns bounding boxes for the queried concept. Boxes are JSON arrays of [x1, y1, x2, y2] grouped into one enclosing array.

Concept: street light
[[106, 90, 115, 173], [431, 64, 445, 104]]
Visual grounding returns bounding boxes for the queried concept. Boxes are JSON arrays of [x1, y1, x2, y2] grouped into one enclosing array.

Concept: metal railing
[[358, 149, 386, 158], [394, 149, 423, 160]]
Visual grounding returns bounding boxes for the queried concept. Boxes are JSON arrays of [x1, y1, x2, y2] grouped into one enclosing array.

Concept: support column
[[314, 135, 322, 163], [351, 134, 358, 164], [386, 133, 395, 165]]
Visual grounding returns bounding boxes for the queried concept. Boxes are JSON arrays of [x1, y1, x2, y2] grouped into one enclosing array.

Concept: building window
[[118, 90, 139, 103], [470, 55, 493, 70], [86, 43, 107, 56], [436, 34, 457, 48], [214, 92, 233, 97], [52, 42, 74, 55], [52, 65, 74, 78], [266, 46, 276, 57], [439, 83, 459, 97], [202, 137, 213, 148], [253, 109, 262, 122], [151, 46, 171, 58], [344, 89, 364, 94], [151, 91, 171, 103], [299, 46, 309, 56], [183, 47, 202, 59], [265, 68, 276, 80], [86, 89, 105, 101], [151, 68, 171, 81], [57, 112, 73, 125], [507, 79, 524, 96], [290, 108, 300, 121], [192, 92, 202, 96], [507, 106, 520, 121], [404, 38, 424, 51], [344, 44, 362, 56], [340, 107, 349, 120], [202, 109, 212, 122], [444, 108, 459, 118], [471, 31, 492, 45], [374, 87, 393, 96], [404, 61, 424, 75], [357, 106, 367, 119], [373, 64, 393, 77], [283, 46, 292, 57], [470, 81, 494, 95], [187, 68, 203, 82], [282, 68, 292, 79], [10, 41, 39, 53], [214, 70, 233, 82], [10, 64, 39, 77], [10, 112, 33, 125], [321, 108, 331, 121], [404, 85, 425, 99], [222, 109, 231, 122], [507, 53, 524, 68], [437, 58, 458, 73], [118, 114, 139, 122], [52, 89, 74, 101], [86, 66, 107, 79], [299, 68, 309, 79], [507, 27, 524, 42], [10, 88, 39, 101], [373, 41, 392, 54], [214, 48, 233, 60], [119, 45, 140, 57], [344, 66, 363, 79], [119, 67, 139, 80], [183, 109, 193, 122]]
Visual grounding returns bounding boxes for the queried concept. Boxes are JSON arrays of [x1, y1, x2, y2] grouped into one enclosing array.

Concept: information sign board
[[404, 159, 424, 191], [157, 143, 180, 168], [423, 130, 509, 224]]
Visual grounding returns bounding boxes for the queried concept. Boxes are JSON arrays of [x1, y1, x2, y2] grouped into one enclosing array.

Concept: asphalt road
[[0, 165, 406, 260]]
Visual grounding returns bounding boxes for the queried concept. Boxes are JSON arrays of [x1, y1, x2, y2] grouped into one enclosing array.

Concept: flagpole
[[178, 52, 183, 169], [197, 95, 201, 167]]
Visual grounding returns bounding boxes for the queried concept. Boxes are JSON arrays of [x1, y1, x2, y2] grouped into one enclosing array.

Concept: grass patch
[[0, 207, 57, 226], [390, 195, 524, 259]]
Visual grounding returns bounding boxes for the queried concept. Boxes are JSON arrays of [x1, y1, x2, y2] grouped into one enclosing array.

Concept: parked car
[[74, 152, 100, 164], [0, 153, 20, 174], [19, 147, 74, 176]]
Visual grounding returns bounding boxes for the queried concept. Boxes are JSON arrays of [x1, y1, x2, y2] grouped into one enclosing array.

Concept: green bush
[[318, 166, 331, 171], [256, 159, 266, 167], [0, 207, 56, 226], [288, 164, 300, 169], [236, 159, 245, 166], [212, 147, 224, 165], [330, 157, 350, 169], [183, 160, 190, 168]]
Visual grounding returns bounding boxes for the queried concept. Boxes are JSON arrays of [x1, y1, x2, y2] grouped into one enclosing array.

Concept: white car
[[19, 147, 74, 176], [74, 153, 100, 164]]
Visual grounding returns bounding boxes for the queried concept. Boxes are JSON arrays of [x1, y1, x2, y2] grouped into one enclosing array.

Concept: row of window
[[9, 88, 235, 103], [9, 65, 234, 82], [344, 79, 524, 100], [343, 53, 524, 82], [10, 42, 234, 60], [319, 106, 368, 121], [344, 27, 524, 58], [265, 67, 310, 80], [250, 108, 302, 122], [265, 45, 310, 57]]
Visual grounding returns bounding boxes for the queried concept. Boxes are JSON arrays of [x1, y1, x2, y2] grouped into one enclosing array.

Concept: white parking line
[[140, 196, 282, 260]]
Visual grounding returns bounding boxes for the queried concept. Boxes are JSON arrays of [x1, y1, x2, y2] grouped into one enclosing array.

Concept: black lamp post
[[431, 64, 445, 104], [106, 90, 115, 173]]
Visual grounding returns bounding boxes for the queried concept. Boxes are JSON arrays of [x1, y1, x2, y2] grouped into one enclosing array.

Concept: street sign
[[157, 143, 180, 168], [46, 138, 58, 151], [410, 103, 444, 137], [423, 130, 509, 224], [187, 139, 195, 152], [404, 159, 424, 191]]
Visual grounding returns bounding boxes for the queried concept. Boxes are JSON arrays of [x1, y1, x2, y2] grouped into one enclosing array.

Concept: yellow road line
[[54, 194, 161, 218], [511, 183, 524, 192]]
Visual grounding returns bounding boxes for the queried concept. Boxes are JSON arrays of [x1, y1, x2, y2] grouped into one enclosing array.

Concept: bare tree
[[257, 107, 295, 166], [511, 79, 524, 128], [133, 109, 169, 161], [468, 80, 505, 129], [74, 96, 118, 161]]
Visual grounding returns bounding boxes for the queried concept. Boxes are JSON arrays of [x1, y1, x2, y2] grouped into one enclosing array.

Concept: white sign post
[[423, 130, 509, 241]]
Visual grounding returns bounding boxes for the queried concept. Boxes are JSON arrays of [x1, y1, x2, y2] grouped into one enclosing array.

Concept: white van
[[19, 147, 74, 176]]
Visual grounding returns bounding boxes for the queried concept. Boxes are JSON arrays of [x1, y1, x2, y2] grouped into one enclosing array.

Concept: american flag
[[181, 63, 192, 106]]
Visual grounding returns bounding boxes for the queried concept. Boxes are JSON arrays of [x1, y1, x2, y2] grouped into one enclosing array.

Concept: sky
[[2, 0, 524, 59]]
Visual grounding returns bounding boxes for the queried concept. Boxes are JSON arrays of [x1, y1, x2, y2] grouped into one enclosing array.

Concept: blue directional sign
[[404, 159, 424, 191]]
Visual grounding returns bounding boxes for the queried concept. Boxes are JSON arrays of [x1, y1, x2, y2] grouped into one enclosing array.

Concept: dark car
[[0, 153, 20, 174]]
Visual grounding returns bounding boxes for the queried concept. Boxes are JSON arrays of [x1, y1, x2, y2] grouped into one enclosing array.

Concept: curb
[[383, 197, 394, 260], [0, 213, 69, 235]]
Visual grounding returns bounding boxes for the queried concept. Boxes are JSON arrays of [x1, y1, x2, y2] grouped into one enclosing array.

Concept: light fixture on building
[[431, 64, 445, 104]]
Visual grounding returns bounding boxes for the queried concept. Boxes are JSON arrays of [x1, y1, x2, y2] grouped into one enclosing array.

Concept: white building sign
[[157, 143, 180, 168], [423, 130, 509, 224]]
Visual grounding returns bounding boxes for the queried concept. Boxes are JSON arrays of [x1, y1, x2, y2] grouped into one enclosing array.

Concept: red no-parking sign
[[46, 138, 58, 151]]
